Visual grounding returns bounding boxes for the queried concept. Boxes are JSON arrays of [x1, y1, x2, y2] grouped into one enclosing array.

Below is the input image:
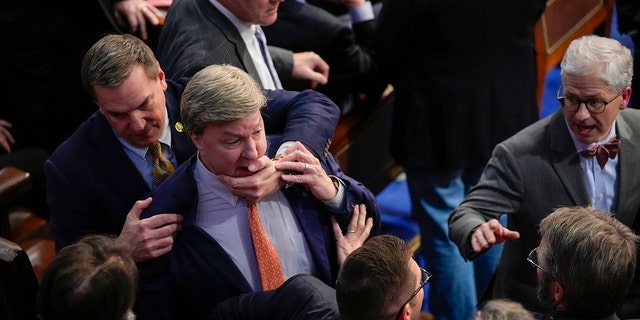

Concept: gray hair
[[560, 35, 633, 92], [81, 34, 159, 100], [539, 206, 639, 316], [180, 64, 267, 135], [474, 299, 535, 320]]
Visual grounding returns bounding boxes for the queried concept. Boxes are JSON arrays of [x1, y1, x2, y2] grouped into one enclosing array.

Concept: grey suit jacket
[[156, 0, 294, 83], [449, 108, 640, 314]]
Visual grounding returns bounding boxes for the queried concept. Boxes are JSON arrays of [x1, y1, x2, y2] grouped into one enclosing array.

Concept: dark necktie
[[248, 202, 284, 290], [150, 141, 175, 186], [254, 26, 282, 89], [580, 136, 621, 169]]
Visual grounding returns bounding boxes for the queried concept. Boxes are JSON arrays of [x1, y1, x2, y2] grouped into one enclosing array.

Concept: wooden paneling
[[534, 0, 614, 111], [330, 88, 403, 195]]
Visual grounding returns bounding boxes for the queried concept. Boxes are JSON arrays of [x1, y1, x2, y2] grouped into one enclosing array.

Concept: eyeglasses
[[557, 87, 622, 114], [395, 268, 432, 319], [526, 247, 549, 274]]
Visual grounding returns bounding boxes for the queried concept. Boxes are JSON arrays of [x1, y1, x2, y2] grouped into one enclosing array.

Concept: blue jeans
[[406, 168, 505, 320]]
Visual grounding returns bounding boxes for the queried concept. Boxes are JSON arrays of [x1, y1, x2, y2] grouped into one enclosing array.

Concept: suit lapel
[[614, 113, 640, 226], [202, 0, 260, 81], [548, 110, 590, 206], [167, 158, 254, 292], [91, 113, 150, 194]]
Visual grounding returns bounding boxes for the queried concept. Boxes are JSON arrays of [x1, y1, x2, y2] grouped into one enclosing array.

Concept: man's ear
[[398, 303, 410, 320], [550, 280, 565, 304], [189, 132, 204, 150]]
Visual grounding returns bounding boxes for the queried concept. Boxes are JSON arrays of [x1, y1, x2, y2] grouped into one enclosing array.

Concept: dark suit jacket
[[449, 108, 640, 315], [263, 0, 385, 110], [156, 0, 294, 84], [45, 84, 340, 251], [375, 0, 545, 170], [211, 274, 339, 320], [135, 153, 381, 320]]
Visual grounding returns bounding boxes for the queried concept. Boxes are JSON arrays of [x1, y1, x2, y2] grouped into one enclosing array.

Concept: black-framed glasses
[[557, 86, 622, 114], [395, 268, 432, 319], [526, 247, 549, 274]]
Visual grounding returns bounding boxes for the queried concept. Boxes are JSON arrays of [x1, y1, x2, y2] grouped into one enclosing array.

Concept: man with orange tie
[[45, 34, 342, 262], [135, 64, 380, 320]]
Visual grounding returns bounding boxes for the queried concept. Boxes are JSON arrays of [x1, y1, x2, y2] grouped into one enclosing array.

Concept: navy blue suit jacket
[[135, 152, 381, 320], [46, 83, 340, 251]]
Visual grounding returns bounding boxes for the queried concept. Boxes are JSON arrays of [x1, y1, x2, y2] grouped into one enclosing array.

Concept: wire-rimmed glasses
[[526, 247, 549, 274], [395, 268, 432, 319]]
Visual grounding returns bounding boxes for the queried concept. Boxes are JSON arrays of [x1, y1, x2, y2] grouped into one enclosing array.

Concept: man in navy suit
[[135, 64, 380, 320], [45, 34, 341, 262]]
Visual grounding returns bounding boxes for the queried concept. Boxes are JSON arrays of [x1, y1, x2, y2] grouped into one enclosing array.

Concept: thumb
[[331, 216, 344, 240], [129, 197, 153, 220]]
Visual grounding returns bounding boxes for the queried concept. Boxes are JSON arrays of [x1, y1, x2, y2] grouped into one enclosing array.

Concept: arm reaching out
[[332, 204, 373, 266]]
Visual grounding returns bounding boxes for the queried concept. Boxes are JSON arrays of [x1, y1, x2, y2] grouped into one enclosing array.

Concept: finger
[[356, 204, 368, 228], [135, 11, 148, 40], [0, 119, 12, 128], [502, 229, 520, 240], [307, 71, 328, 86], [331, 216, 345, 240], [0, 142, 10, 153], [0, 125, 15, 144], [143, 212, 183, 230], [248, 156, 271, 172], [362, 217, 373, 237]]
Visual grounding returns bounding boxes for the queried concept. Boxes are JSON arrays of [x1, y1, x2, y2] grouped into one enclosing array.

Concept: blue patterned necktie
[[254, 26, 283, 89]]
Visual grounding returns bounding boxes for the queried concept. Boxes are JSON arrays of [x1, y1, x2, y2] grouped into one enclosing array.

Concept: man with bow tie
[[448, 35, 640, 319]]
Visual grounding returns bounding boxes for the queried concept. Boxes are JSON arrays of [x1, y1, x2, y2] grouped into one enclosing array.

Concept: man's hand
[[332, 204, 373, 266], [217, 156, 282, 203], [113, 0, 164, 40], [327, 0, 366, 9], [0, 119, 15, 153], [275, 142, 337, 201], [470, 218, 520, 253], [118, 197, 183, 262], [291, 52, 329, 89]]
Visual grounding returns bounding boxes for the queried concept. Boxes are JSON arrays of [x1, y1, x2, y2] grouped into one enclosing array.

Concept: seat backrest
[[533, 0, 614, 112], [0, 236, 39, 320]]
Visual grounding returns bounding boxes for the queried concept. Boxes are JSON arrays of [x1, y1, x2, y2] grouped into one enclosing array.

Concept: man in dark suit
[[135, 64, 380, 320], [45, 34, 340, 262], [156, 0, 329, 90], [449, 35, 640, 318], [263, 0, 385, 114], [375, 1, 546, 319], [0, 0, 163, 154]]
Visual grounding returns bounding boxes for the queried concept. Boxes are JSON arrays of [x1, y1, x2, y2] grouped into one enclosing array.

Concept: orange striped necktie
[[248, 202, 285, 290], [150, 141, 175, 186]]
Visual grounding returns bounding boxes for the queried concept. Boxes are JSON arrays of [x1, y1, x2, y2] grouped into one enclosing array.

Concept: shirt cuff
[[323, 175, 346, 210], [349, 1, 374, 23]]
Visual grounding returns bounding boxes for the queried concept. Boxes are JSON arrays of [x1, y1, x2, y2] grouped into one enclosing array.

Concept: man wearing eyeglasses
[[211, 234, 431, 320], [529, 206, 639, 319], [449, 34, 640, 318]]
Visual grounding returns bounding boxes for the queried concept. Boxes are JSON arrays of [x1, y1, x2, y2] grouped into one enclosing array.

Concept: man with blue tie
[[156, 0, 329, 90]]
